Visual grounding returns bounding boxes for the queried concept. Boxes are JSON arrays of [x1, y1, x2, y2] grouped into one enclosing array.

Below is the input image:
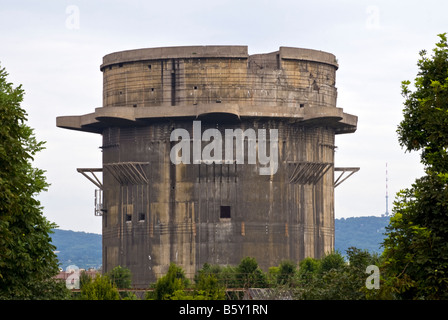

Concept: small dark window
[[220, 206, 231, 219], [139, 213, 145, 221], [151, 88, 155, 92], [148, 64, 152, 70], [133, 104, 137, 108], [126, 214, 132, 222], [118, 63, 123, 68], [193, 86, 198, 90], [299, 103, 305, 108]]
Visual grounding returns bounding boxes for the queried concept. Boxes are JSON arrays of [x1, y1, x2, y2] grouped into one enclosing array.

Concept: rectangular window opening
[[126, 214, 132, 222], [220, 206, 231, 219], [139, 212, 145, 221]]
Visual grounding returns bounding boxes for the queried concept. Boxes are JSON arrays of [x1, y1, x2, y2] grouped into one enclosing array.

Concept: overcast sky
[[1, 0, 445, 234]]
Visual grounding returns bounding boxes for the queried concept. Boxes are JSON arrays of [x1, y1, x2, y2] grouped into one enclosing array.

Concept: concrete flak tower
[[57, 45, 358, 287]]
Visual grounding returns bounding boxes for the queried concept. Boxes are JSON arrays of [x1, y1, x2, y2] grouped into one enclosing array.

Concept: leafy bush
[[79, 274, 120, 300], [146, 263, 190, 300]]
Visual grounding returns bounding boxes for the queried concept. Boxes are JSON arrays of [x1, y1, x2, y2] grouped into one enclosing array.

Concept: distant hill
[[335, 215, 390, 255], [50, 215, 391, 269], [50, 229, 102, 270]]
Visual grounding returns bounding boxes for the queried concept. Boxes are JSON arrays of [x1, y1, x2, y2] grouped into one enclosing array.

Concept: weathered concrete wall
[[56, 45, 357, 287], [101, 121, 336, 285], [100, 46, 338, 109]]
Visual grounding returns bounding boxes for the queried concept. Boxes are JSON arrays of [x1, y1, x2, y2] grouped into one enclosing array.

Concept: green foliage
[[381, 34, 448, 300], [146, 263, 190, 300], [193, 258, 269, 291], [298, 257, 320, 281], [318, 251, 346, 274], [381, 174, 448, 299], [79, 274, 120, 300], [107, 265, 137, 299], [397, 33, 448, 173], [106, 265, 132, 289], [105, 265, 134, 299], [275, 260, 298, 286], [347, 247, 380, 270], [194, 268, 226, 300], [134, 252, 386, 300], [148, 258, 270, 300], [236, 257, 268, 288], [195, 263, 239, 289], [215, 265, 240, 288], [299, 257, 320, 273], [79, 270, 93, 289], [0, 64, 61, 299], [294, 249, 380, 300], [147, 262, 226, 300]]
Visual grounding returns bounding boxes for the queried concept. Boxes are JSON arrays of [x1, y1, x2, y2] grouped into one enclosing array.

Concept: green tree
[[381, 175, 448, 299], [295, 249, 379, 300], [148, 264, 225, 300], [276, 260, 298, 286], [346, 247, 380, 271], [298, 257, 320, 280], [0, 65, 62, 299], [106, 265, 136, 299], [219, 265, 240, 288], [79, 270, 94, 289], [194, 273, 226, 300], [147, 263, 190, 300], [318, 251, 345, 274], [107, 265, 132, 289], [397, 33, 448, 173], [79, 274, 120, 300], [381, 33, 448, 299], [236, 257, 267, 288], [195, 263, 239, 289]]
